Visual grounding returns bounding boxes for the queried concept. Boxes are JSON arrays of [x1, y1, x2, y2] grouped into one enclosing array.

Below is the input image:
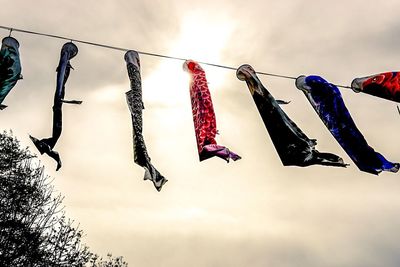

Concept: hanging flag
[[124, 50, 167, 191], [351, 72, 400, 103], [0, 36, 22, 110], [183, 60, 241, 162], [236, 64, 346, 167], [296, 75, 399, 175], [30, 42, 82, 171]]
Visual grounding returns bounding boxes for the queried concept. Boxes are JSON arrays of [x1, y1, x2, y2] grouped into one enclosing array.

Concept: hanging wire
[[0, 25, 352, 89], [8, 28, 12, 37]]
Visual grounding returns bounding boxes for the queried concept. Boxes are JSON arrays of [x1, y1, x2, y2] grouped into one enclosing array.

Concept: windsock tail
[[29, 135, 62, 171], [276, 100, 290, 105], [29, 135, 49, 155], [200, 144, 241, 163], [312, 150, 348, 167], [144, 164, 168, 192]]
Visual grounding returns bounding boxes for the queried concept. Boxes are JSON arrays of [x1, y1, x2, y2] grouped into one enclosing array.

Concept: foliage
[[0, 131, 127, 266], [89, 254, 128, 267]]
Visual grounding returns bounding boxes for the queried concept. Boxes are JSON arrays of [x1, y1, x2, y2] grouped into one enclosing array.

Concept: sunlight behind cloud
[[143, 12, 236, 106], [173, 12, 235, 62]]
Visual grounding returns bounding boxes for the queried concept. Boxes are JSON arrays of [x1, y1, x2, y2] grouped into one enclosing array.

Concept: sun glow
[[143, 13, 235, 106]]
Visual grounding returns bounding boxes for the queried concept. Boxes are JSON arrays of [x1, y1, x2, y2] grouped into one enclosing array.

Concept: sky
[[1, 0, 400, 266]]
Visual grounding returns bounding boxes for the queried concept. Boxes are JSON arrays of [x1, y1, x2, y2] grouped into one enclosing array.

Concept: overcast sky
[[1, 1, 400, 266]]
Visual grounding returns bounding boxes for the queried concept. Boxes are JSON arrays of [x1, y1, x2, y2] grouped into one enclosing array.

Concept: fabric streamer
[[351, 72, 400, 103], [236, 64, 346, 167], [183, 60, 241, 162], [296, 75, 399, 175], [125, 50, 167, 191], [0, 36, 22, 110], [30, 42, 82, 171]]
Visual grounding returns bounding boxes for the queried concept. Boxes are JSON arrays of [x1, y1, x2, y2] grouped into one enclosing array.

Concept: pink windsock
[[183, 60, 241, 162]]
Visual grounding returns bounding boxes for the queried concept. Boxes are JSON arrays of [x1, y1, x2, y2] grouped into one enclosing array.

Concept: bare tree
[[0, 131, 127, 267], [89, 254, 128, 267]]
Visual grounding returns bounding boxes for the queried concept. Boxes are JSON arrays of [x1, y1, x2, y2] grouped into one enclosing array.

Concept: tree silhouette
[[0, 131, 128, 266]]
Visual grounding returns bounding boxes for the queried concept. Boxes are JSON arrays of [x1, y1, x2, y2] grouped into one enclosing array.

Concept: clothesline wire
[[0, 25, 352, 89]]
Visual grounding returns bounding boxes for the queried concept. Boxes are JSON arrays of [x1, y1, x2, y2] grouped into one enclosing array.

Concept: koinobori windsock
[[183, 60, 241, 162], [125, 50, 167, 191], [236, 64, 346, 167], [351, 72, 400, 103], [296, 75, 399, 175], [30, 42, 82, 171], [0, 36, 22, 110]]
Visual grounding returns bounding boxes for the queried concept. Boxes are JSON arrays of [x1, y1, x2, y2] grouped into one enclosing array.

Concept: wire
[[0, 25, 352, 89]]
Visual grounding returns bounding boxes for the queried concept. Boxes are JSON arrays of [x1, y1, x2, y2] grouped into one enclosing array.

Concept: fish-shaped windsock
[[30, 42, 82, 171], [0, 36, 22, 110], [351, 72, 400, 103], [236, 64, 346, 167], [125, 50, 167, 191], [183, 60, 241, 162], [296, 75, 399, 175]]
